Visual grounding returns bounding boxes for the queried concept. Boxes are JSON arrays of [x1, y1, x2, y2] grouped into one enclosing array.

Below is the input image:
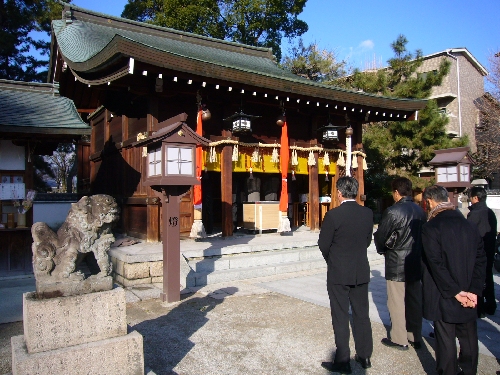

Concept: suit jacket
[[421, 209, 486, 323], [467, 201, 498, 258], [318, 201, 374, 286]]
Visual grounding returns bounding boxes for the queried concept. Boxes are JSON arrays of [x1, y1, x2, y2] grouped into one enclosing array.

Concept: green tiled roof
[[52, 13, 298, 80], [0, 80, 91, 135], [51, 2, 427, 112]]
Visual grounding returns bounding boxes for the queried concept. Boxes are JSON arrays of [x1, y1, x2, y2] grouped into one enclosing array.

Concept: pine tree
[[335, 35, 468, 194], [0, 0, 67, 82], [281, 38, 352, 82]]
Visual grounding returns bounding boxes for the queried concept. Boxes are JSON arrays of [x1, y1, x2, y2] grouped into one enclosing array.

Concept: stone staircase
[[183, 246, 325, 287]]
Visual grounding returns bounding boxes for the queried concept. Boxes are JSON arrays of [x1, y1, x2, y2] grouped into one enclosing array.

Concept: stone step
[[186, 258, 327, 287], [188, 247, 322, 273], [184, 245, 384, 287]]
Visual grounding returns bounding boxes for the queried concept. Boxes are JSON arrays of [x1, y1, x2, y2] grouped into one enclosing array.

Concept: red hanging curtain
[[279, 120, 289, 212], [194, 110, 203, 207]]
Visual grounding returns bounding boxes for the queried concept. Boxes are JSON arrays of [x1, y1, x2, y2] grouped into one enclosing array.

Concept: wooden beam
[[309, 151, 319, 231], [330, 164, 339, 210], [220, 130, 233, 237]]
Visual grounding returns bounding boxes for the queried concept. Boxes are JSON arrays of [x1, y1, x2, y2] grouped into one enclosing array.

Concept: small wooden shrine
[[48, 3, 427, 240]]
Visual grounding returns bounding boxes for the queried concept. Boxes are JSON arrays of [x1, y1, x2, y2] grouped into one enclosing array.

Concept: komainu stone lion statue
[[31, 195, 119, 283]]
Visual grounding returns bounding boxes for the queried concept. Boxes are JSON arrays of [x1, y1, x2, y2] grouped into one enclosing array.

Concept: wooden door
[[179, 188, 194, 238]]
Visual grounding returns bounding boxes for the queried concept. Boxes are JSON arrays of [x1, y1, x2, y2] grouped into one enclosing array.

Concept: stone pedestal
[[11, 287, 144, 375]]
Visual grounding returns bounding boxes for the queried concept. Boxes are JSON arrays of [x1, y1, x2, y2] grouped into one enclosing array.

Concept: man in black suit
[[422, 185, 486, 375], [318, 176, 374, 374], [467, 186, 498, 316]]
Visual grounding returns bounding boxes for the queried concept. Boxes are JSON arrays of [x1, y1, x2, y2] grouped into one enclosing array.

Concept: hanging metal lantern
[[224, 111, 260, 133], [201, 106, 211, 121], [276, 115, 286, 127], [317, 123, 341, 142]]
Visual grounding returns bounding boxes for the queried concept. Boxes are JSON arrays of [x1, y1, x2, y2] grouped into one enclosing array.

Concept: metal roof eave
[[56, 37, 427, 114], [0, 125, 91, 135]]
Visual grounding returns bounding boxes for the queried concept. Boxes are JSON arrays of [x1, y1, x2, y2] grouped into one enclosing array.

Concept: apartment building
[[417, 48, 488, 152]]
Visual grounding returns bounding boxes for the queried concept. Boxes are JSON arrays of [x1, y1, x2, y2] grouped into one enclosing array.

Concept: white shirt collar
[[340, 199, 356, 204]]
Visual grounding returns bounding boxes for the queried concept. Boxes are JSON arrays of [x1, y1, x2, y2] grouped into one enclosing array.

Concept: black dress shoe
[[381, 338, 409, 351], [408, 340, 422, 349], [355, 354, 372, 369], [321, 361, 352, 374]]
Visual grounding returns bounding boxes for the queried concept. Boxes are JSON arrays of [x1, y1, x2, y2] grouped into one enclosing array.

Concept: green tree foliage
[[281, 39, 352, 82], [472, 49, 500, 181], [0, 0, 67, 82], [34, 143, 76, 193], [337, 35, 468, 195], [122, 0, 308, 61]]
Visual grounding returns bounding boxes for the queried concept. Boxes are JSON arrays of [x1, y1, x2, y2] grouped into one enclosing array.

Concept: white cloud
[[358, 40, 375, 51]]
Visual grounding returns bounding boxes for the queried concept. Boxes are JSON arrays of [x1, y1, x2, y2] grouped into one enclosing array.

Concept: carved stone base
[[11, 331, 144, 375], [190, 219, 207, 239], [36, 275, 113, 298], [23, 287, 126, 353], [12, 287, 144, 375], [277, 215, 291, 233]]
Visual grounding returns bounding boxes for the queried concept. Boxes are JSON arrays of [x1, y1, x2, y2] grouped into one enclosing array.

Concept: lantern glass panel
[[166, 146, 193, 175], [460, 165, 469, 181], [233, 118, 251, 132], [323, 129, 338, 141], [148, 147, 162, 176]]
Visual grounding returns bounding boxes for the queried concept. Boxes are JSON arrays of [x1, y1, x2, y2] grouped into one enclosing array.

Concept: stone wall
[[112, 257, 164, 286]]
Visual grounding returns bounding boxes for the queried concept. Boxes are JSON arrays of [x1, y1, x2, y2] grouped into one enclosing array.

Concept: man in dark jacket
[[468, 186, 497, 316], [422, 185, 486, 375], [374, 177, 426, 350], [318, 177, 374, 374]]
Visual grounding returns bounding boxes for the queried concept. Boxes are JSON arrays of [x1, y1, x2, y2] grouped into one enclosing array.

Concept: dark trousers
[[327, 282, 373, 363], [434, 320, 478, 375], [479, 253, 497, 314]]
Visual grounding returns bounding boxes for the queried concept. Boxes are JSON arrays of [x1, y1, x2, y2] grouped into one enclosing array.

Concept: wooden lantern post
[[134, 113, 209, 303]]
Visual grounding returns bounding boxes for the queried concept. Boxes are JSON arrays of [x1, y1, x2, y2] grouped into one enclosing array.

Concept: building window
[[437, 166, 458, 182], [166, 147, 193, 175], [460, 165, 469, 182], [417, 70, 437, 81], [148, 147, 162, 176]]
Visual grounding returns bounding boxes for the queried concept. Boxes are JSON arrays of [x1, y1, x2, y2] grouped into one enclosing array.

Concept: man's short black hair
[[337, 177, 359, 199], [391, 177, 413, 197], [423, 185, 449, 203], [470, 186, 487, 202]]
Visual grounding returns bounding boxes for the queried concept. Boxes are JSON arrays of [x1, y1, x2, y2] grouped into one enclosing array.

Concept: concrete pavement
[[1, 229, 500, 374]]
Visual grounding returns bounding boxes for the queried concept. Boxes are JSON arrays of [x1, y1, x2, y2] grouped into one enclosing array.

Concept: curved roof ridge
[[58, 1, 274, 59]]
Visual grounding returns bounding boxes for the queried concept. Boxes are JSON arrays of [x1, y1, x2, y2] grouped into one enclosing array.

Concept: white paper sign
[[0, 183, 25, 200]]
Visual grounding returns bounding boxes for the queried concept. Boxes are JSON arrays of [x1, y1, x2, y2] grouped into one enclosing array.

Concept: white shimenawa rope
[[232, 144, 239, 161], [271, 147, 279, 163], [323, 151, 330, 166], [307, 151, 316, 166], [346, 133, 352, 176]]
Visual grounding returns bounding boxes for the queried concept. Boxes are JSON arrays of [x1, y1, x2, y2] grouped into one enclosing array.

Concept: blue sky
[[71, 0, 499, 71]]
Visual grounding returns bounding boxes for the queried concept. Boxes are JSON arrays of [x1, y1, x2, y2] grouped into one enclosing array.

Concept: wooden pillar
[[147, 97, 158, 133], [25, 145, 34, 226], [76, 138, 91, 195], [309, 151, 320, 231], [147, 199, 160, 242], [354, 121, 364, 205], [159, 189, 181, 303], [221, 131, 233, 237], [330, 166, 339, 210], [147, 98, 160, 241], [355, 154, 365, 205]]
